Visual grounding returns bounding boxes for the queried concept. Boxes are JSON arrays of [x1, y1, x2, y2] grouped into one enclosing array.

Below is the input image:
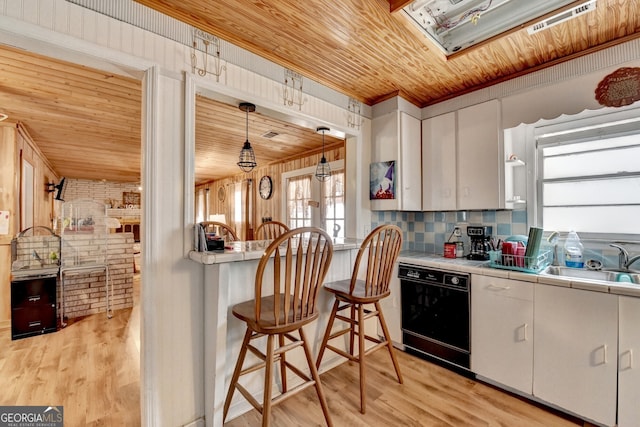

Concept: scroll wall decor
[[283, 69, 306, 110], [191, 29, 226, 81], [595, 67, 640, 107]]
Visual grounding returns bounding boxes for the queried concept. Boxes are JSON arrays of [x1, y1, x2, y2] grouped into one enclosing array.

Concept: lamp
[[237, 102, 257, 172], [209, 213, 227, 236], [209, 214, 226, 224], [315, 126, 331, 182]]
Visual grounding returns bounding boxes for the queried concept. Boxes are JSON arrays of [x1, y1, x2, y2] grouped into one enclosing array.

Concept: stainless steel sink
[[541, 266, 640, 284]]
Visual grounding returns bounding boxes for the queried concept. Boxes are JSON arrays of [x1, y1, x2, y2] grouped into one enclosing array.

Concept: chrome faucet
[[626, 254, 640, 270], [609, 244, 640, 271], [610, 244, 629, 269]]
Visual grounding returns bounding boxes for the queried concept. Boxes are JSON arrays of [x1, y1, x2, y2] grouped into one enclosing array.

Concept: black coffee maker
[[467, 226, 493, 260]]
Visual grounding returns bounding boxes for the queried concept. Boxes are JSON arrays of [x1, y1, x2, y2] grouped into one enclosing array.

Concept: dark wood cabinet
[[11, 276, 58, 340]]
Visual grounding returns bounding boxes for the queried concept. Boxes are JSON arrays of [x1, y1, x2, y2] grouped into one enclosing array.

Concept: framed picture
[[370, 161, 395, 200], [123, 191, 141, 207]]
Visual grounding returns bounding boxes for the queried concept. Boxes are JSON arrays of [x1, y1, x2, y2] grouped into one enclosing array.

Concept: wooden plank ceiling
[[1, 0, 639, 184], [135, 0, 640, 106]]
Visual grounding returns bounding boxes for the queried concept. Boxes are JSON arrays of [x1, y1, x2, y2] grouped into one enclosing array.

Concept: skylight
[[402, 0, 594, 55]]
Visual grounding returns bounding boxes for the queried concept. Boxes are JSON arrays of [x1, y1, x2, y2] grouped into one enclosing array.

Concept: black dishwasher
[[399, 263, 471, 369]]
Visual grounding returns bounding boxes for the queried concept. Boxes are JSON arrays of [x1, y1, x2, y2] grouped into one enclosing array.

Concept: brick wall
[[12, 232, 135, 319], [64, 179, 141, 209], [60, 233, 135, 318]]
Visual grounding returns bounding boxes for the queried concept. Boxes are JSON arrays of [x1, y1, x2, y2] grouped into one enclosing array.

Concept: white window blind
[[538, 132, 640, 234]]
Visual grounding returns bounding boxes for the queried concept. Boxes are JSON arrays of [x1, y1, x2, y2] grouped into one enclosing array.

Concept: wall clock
[[259, 175, 273, 200]]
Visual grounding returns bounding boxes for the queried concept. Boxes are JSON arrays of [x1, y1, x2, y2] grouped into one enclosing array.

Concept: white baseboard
[[182, 417, 205, 427]]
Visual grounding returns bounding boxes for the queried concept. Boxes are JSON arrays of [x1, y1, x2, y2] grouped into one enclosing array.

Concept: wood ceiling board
[[135, 0, 640, 107], [3, 0, 640, 184], [194, 95, 344, 183]]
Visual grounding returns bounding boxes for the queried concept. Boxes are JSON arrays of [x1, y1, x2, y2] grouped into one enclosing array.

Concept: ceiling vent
[[261, 131, 279, 139], [528, 0, 597, 35]]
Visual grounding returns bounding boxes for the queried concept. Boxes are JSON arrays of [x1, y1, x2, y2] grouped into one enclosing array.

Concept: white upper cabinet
[[457, 99, 504, 210], [421, 99, 504, 211], [371, 109, 422, 211], [422, 112, 456, 211]]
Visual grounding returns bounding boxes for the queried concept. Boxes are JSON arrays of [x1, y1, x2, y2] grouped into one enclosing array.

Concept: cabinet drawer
[[11, 277, 57, 306], [12, 306, 57, 339], [473, 275, 533, 301]]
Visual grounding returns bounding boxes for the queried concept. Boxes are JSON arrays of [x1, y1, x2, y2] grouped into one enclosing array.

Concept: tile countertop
[[189, 238, 361, 265], [398, 251, 640, 298]]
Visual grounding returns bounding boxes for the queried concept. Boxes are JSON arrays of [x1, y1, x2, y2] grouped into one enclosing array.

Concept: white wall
[[0, 1, 369, 425], [422, 39, 640, 128]]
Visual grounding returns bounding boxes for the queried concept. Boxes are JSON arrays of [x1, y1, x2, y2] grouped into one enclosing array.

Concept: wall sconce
[[315, 127, 331, 182], [191, 28, 226, 82], [0, 112, 7, 122], [46, 177, 67, 201], [283, 69, 306, 110], [237, 102, 257, 172], [347, 97, 364, 130]]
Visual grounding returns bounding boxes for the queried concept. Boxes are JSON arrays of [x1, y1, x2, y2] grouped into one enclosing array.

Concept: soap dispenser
[[564, 230, 584, 268]]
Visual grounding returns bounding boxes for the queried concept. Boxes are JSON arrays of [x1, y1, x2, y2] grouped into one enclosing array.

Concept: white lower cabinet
[[618, 296, 640, 427], [471, 275, 533, 394], [377, 262, 402, 346], [533, 284, 617, 426]]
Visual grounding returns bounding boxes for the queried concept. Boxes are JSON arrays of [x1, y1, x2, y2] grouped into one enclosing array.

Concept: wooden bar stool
[[223, 227, 334, 427], [315, 224, 403, 414], [255, 220, 290, 240]]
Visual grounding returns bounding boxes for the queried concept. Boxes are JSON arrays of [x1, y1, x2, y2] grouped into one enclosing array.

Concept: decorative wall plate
[[218, 186, 225, 202], [595, 67, 640, 107]]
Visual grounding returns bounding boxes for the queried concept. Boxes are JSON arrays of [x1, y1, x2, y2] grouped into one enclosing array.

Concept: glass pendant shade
[[237, 102, 257, 172], [238, 141, 256, 172], [315, 126, 331, 181], [315, 157, 331, 181]]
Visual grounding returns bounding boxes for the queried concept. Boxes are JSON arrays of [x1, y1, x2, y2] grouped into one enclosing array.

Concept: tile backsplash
[[373, 210, 640, 270], [372, 210, 527, 255]]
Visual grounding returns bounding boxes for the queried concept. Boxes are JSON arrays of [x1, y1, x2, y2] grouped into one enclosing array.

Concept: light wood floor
[[0, 274, 581, 426], [226, 348, 580, 427], [0, 275, 140, 427]]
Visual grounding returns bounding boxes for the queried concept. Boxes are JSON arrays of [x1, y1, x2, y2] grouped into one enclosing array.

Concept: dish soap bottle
[[564, 230, 584, 268]]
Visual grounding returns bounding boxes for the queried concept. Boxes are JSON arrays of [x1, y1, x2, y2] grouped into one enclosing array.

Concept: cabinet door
[[399, 112, 421, 211], [422, 112, 456, 211], [534, 285, 617, 426], [619, 296, 640, 427], [377, 262, 402, 346], [457, 99, 503, 210], [371, 111, 399, 211], [371, 111, 421, 211], [471, 275, 533, 394]]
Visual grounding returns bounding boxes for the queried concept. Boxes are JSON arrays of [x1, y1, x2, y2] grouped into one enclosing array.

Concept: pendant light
[[237, 102, 257, 172], [315, 126, 331, 181]]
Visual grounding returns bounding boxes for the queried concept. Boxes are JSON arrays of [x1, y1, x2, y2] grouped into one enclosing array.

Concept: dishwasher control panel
[[398, 263, 469, 290]]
